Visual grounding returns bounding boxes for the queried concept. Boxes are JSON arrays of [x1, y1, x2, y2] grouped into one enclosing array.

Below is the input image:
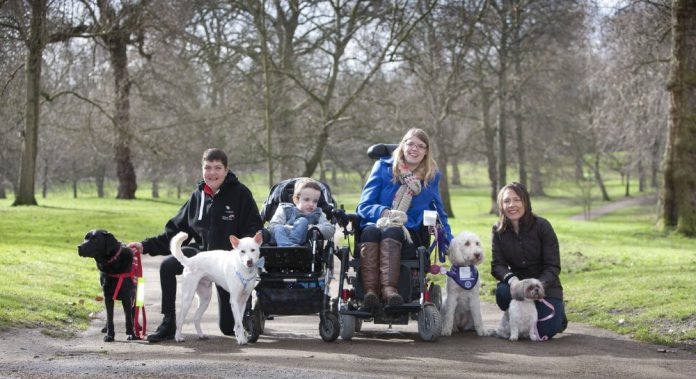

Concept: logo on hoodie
[[221, 206, 236, 221]]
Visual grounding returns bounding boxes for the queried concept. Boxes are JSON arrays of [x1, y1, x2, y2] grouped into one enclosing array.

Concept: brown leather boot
[[359, 242, 380, 308], [379, 238, 404, 305]]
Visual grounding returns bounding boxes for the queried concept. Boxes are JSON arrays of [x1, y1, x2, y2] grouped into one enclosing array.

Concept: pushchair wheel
[[245, 304, 264, 343], [339, 314, 356, 341], [417, 304, 442, 342], [319, 312, 340, 342]]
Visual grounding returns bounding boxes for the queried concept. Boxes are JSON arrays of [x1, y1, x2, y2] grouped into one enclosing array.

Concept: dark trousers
[[159, 246, 236, 335], [496, 282, 565, 340]]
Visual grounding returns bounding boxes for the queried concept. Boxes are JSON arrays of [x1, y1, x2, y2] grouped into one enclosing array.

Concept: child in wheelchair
[[268, 178, 335, 246]]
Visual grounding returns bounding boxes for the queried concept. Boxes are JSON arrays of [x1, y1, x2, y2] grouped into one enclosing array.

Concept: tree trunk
[[624, 170, 630, 197], [303, 126, 328, 178], [638, 159, 645, 192], [529, 162, 546, 196], [496, 54, 508, 191], [152, 179, 159, 198], [496, 4, 510, 193], [592, 153, 611, 201], [481, 87, 498, 214], [651, 137, 661, 188], [95, 165, 105, 198], [13, 0, 46, 206], [109, 35, 137, 199], [661, 0, 696, 235], [433, 130, 454, 218], [451, 159, 461, 186], [512, 5, 527, 188], [42, 160, 48, 198]]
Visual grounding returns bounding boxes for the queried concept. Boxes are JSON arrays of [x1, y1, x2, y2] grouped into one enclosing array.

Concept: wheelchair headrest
[[259, 177, 337, 223], [367, 143, 398, 160]]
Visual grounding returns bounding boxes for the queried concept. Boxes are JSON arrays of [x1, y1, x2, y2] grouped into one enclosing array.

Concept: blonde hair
[[391, 128, 437, 186], [292, 177, 322, 201]]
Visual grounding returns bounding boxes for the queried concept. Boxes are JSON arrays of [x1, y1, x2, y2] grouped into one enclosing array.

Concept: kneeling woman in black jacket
[[491, 182, 567, 340]]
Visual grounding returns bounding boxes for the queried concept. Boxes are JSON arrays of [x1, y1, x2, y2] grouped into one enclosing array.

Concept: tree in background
[[661, 0, 696, 236], [1, 0, 86, 205]]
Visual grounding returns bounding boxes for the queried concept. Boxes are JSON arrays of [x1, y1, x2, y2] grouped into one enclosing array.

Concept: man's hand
[[128, 242, 144, 255]]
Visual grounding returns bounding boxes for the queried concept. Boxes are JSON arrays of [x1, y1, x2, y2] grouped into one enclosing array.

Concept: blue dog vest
[[446, 265, 479, 290]]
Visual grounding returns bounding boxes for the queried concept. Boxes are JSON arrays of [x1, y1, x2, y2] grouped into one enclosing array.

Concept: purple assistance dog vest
[[446, 265, 479, 290]]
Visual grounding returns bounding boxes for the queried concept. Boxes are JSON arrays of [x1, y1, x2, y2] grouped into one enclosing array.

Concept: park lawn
[[0, 181, 694, 352]]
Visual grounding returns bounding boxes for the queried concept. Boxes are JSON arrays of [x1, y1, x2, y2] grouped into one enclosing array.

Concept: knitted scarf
[[376, 168, 421, 243]]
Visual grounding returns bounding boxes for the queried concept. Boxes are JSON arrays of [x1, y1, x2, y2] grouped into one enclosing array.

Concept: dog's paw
[[198, 334, 208, 340], [235, 330, 249, 345], [440, 328, 452, 337], [103, 335, 115, 342], [126, 334, 139, 341], [175, 333, 185, 343], [509, 335, 518, 342]]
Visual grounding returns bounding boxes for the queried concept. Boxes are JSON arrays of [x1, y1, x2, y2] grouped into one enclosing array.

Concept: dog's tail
[[170, 232, 190, 266]]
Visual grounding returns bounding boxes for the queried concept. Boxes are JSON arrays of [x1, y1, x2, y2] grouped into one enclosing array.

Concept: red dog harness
[[109, 248, 147, 339]]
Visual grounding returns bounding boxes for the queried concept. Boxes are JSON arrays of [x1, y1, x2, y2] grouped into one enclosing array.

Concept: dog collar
[[106, 245, 124, 265], [235, 257, 265, 290], [446, 264, 478, 290]]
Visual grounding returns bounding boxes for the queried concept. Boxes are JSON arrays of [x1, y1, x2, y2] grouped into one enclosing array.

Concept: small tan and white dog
[[170, 231, 263, 345], [494, 278, 545, 341], [440, 231, 485, 336]]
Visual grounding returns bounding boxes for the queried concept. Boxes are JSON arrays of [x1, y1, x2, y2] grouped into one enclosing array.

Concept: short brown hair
[[293, 177, 322, 199], [202, 148, 228, 168]]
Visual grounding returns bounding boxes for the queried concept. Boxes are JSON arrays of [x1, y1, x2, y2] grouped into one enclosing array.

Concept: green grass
[[1, 172, 694, 352]]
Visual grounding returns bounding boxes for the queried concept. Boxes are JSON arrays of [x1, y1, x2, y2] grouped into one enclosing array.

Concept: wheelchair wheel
[[339, 314, 356, 341], [417, 304, 442, 342], [245, 303, 264, 343], [429, 284, 442, 311], [319, 312, 340, 342], [355, 318, 363, 332]]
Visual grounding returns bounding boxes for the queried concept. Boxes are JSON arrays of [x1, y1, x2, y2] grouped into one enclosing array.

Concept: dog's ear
[[253, 231, 263, 245], [510, 280, 527, 301], [103, 231, 120, 255], [229, 235, 240, 249]]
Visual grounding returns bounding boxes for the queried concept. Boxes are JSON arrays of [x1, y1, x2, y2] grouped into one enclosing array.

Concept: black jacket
[[141, 171, 262, 255], [491, 216, 563, 300]]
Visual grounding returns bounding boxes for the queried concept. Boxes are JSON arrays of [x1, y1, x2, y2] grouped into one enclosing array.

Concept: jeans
[[272, 217, 309, 246], [496, 282, 565, 340]]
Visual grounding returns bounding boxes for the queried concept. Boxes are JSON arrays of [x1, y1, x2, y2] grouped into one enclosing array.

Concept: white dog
[[494, 278, 545, 341], [170, 231, 263, 345], [440, 231, 485, 336]]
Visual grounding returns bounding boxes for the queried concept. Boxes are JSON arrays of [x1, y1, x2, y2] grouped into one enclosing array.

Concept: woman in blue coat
[[357, 128, 453, 307]]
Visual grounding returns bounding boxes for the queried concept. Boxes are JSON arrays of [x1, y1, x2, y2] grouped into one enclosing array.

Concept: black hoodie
[[141, 171, 262, 255]]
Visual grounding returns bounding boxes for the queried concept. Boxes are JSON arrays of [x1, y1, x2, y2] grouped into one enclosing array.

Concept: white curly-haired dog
[[493, 278, 545, 341], [440, 231, 485, 336]]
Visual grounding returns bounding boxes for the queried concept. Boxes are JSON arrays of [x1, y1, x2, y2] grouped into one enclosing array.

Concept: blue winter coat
[[356, 157, 453, 241]]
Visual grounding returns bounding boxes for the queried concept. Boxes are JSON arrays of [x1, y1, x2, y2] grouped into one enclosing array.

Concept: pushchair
[[243, 178, 341, 342], [333, 143, 444, 342]]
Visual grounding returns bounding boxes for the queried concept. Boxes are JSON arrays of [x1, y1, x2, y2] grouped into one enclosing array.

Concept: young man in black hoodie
[[129, 148, 263, 342]]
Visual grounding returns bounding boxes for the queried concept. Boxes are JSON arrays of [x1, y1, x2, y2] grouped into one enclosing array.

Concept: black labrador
[[78, 229, 137, 342]]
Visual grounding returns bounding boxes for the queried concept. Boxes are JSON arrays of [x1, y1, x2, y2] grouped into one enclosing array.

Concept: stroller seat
[[243, 177, 342, 343]]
